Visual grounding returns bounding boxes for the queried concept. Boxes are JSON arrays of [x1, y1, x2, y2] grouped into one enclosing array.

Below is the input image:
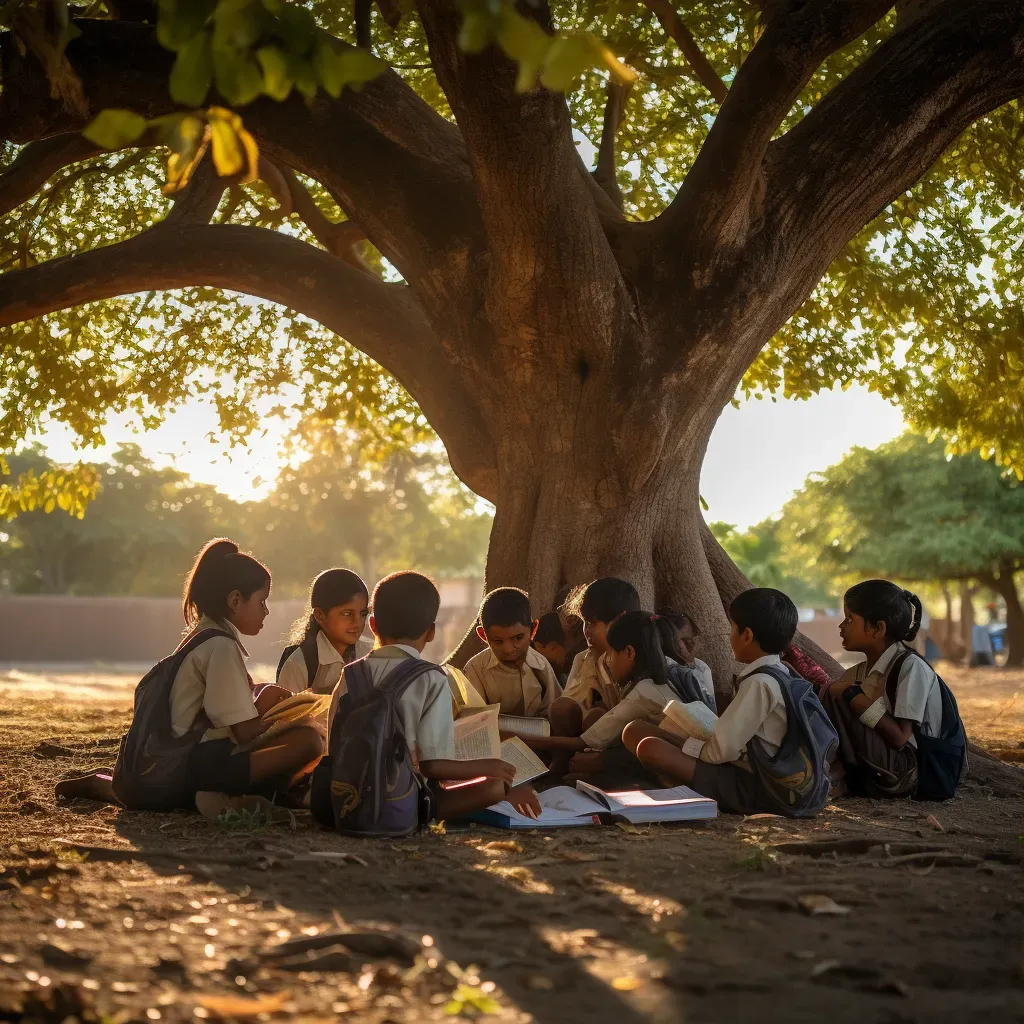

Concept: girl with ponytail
[[167, 538, 324, 808], [823, 579, 949, 799], [277, 568, 371, 693]]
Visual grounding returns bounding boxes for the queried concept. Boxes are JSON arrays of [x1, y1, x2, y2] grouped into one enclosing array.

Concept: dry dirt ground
[[0, 663, 1021, 1024]]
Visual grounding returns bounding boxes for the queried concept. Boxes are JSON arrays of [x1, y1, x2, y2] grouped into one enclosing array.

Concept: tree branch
[[761, 0, 1024, 337], [639, 0, 728, 103], [0, 220, 498, 499], [656, 0, 891, 258], [0, 19, 483, 290], [592, 81, 632, 211], [0, 135, 102, 219], [163, 159, 227, 226]]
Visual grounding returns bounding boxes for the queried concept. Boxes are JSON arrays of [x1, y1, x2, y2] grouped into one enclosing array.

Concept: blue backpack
[[311, 657, 437, 837], [666, 662, 717, 712], [884, 649, 967, 801], [746, 664, 839, 818]]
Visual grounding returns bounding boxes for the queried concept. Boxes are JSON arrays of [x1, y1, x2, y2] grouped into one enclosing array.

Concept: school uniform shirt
[[839, 643, 941, 747], [168, 616, 258, 742], [685, 654, 789, 767], [327, 643, 455, 768], [278, 632, 373, 694], [579, 671, 679, 750], [562, 648, 621, 710], [463, 645, 562, 717]]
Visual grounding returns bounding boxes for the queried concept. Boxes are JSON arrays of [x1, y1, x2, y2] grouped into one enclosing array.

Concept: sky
[[37, 381, 905, 531]]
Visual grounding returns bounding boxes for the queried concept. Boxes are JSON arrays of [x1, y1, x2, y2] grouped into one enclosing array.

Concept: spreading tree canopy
[[3, 0, 1024, 685], [777, 432, 1024, 665]]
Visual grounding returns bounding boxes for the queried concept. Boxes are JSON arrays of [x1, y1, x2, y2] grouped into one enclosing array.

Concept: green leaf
[[496, 9, 550, 93], [169, 30, 214, 106], [157, 0, 216, 52], [214, 47, 264, 106], [256, 45, 292, 101], [275, 2, 317, 54], [288, 55, 318, 99], [212, 0, 267, 50], [314, 42, 385, 98], [457, 7, 497, 54], [82, 109, 148, 149], [539, 34, 598, 92]]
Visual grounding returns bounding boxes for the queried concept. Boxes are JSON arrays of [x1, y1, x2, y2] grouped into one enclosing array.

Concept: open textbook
[[234, 691, 333, 753], [662, 699, 719, 742], [470, 782, 717, 830], [452, 705, 548, 787], [497, 714, 551, 739]]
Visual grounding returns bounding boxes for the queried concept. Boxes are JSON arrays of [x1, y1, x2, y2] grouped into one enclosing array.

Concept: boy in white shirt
[[625, 589, 800, 815], [318, 572, 541, 822]]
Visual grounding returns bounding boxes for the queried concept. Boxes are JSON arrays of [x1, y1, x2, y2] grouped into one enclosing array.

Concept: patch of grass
[[734, 841, 780, 871], [215, 805, 277, 833]]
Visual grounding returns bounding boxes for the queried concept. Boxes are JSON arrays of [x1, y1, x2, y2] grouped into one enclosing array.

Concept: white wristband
[[859, 698, 886, 728], [682, 737, 705, 759]]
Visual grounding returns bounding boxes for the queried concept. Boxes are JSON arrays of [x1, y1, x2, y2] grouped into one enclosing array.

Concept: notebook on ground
[[575, 781, 718, 823], [468, 783, 717, 830]]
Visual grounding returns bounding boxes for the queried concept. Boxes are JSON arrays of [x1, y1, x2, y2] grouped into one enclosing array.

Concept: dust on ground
[[1, 664, 1021, 1024]]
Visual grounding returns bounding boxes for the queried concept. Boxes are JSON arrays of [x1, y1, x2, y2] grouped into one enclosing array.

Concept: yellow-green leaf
[[169, 30, 214, 106], [540, 34, 598, 92], [214, 47, 264, 106], [208, 107, 258, 182], [256, 44, 292, 100], [82, 109, 148, 149]]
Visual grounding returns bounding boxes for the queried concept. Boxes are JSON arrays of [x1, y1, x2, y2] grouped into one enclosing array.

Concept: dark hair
[[577, 577, 641, 624], [479, 587, 533, 631], [371, 570, 440, 641], [655, 605, 699, 637], [606, 611, 688, 690], [534, 612, 566, 646], [729, 588, 798, 654], [844, 580, 922, 643], [291, 568, 369, 645], [182, 538, 270, 627]]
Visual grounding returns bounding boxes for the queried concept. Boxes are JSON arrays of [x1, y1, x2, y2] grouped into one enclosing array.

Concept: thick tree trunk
[[982, 566, 1024, 668], [959, 581, 977, 661]]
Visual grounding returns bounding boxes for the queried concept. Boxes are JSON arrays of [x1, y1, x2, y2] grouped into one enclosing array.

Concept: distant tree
[[708, 519, 835, 610], [246, 430, 491, 594], [0, 443, 238, 594], [778, 433, 1024, 665]]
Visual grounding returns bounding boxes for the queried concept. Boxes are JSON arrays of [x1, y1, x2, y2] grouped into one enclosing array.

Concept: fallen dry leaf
[[615, 823, 648, 836], [481, 840, 523, 854], [611, 976, 643, 991], [797, 894, 851, 917], [925, 814, 945, 833], [194, 991, 291, 1018]]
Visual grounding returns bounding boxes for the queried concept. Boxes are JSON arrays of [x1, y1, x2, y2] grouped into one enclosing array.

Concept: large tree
[[3, 1, 1024, 693]]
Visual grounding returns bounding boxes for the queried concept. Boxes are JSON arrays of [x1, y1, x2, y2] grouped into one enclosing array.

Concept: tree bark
[[981, 565, 1024, 668], [960, 581, 977, 661]]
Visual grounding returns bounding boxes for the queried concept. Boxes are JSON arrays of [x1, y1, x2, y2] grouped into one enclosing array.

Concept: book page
[[446, 665, 487, 715], [262, 691, 333, 725], [453, 704, 501, 760], [499, 736, 548, 787], [497, 714, 551, 738], [662, 699, 718, 742]]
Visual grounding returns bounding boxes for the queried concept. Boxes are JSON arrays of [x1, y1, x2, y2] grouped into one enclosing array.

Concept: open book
[[662, 699, 718, 742], [497, 714, 551, 739], [452, 706, 548, 787], [470, 782, 717, 830], [446, 665, 487, 717], [234, 691, 333, 752]]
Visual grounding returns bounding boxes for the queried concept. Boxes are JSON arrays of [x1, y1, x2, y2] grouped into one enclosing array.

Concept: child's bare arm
[[420, 757, 516, 785], [841, 688, 914, 748], [230, 715, 270, 744], [522, 735, 587, 753]]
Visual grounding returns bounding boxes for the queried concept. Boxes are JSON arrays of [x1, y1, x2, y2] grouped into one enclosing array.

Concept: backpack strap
[[276, 644, 299, 683], [884, 646, 915, 713], [173, 627, 234, 660], [300, 633, 320, 688]]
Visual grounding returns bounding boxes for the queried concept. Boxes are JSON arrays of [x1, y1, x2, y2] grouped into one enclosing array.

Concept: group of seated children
[[104, 537, 966, 830]]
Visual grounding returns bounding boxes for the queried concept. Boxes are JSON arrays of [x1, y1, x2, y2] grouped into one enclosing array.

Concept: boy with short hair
[[532, 612, 571, 684], [625, 588, 832, 817], [319, 572, 539, 822], [464, 588, 562, 717]]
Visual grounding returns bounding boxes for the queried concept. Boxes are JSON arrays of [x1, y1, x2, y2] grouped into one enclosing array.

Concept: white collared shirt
[[562, 648, 621, 710], [843, 643, 942, 746], [463, 644, 561, 716], [278, 631, 373, 694], [168, 616, 257, 741], [692, 654, 789, 766]]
